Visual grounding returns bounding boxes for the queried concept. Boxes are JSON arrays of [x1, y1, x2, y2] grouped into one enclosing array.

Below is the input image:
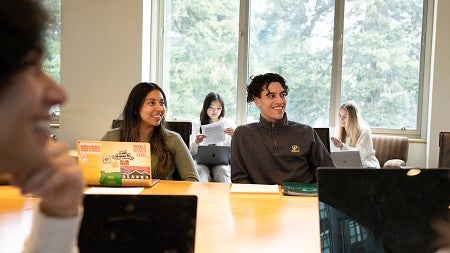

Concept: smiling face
[[0, 56, 66, 172], [139, 89, 166, 129], [338, 108, 348, 128], [253, 82, 287, 122]]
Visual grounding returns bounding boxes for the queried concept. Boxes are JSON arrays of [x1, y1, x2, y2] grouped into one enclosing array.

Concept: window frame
[[146, 0, 434, 139]]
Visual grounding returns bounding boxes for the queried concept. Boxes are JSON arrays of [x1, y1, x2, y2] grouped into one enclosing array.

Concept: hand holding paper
[[201, 121, 226, 145]]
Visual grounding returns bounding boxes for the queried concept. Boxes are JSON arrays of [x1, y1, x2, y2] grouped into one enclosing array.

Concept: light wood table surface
[[0, 181, 321, 253]]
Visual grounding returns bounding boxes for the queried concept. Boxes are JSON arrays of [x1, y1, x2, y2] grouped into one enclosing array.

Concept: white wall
[[58, 0, 449, 167], [427, 0, 450, 167], [60, 0, 143, 149]]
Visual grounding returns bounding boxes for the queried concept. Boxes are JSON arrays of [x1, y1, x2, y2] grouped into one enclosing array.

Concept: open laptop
[[331, 150, 363, 168], [77, 140, 156, 187], [196, 145, 230, 165], [317, 168, 450, 253], [78, 194, 198, 253]]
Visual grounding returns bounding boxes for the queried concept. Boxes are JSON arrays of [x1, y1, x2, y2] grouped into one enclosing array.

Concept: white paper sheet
[[84, 187, 144, 195], [229, 183, 280, 194], [201, 121, 226, 145]]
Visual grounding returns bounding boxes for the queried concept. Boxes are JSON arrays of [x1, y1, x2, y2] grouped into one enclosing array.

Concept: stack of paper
[[229, 183, 280, 194]]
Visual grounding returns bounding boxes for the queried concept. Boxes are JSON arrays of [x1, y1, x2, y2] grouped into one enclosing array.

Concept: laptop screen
[[78, 194, 198, 253], [330, 151, 363, 168], [317, 168, 450, 253]]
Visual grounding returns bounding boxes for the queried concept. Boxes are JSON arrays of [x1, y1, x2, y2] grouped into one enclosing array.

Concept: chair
[[438, 132, 450, 167], [165, 121, 192, 148], [314, 128, 330, 152], [0, 173, 11, 185], [372, 135, 409, 167], [111, 119, 192, 148]]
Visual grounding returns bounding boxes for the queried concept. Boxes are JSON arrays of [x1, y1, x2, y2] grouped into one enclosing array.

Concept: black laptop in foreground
[[317, 168, 450, 253], [78, 194, 198, 253]]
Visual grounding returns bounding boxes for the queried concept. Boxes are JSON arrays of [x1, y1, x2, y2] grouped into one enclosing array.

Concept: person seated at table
[[0, 0, 84, 252], [331, 102, 380, 168], [231, 73, 335, 184], [101, 82, 199, 181], [189, 92, 236, 182]]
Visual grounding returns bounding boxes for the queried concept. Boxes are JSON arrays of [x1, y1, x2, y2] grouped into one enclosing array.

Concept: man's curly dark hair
[[0, 0, 47, 87], [246, 73, 289, 104]]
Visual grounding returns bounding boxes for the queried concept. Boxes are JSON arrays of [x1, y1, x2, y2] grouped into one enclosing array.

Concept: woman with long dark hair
[[102, 82, 199, 181], [189, 92, 235, 182]]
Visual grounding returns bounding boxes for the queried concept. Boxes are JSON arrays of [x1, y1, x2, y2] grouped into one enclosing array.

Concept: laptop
[[78, 194, 198, 253], [331, 150, 363, 168], [196, 145, 230, 165], [77, 140, 156, 187], [317, 168, 450, 253]]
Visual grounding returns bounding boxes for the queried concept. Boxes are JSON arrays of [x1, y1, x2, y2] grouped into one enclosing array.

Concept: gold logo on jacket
[[291, 145, 300, 153]]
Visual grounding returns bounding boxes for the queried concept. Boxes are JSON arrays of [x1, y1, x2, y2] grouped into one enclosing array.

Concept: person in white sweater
[[190, 92, 236, 182], [331, 102, 380, 168], [0, 1, 84, 252]]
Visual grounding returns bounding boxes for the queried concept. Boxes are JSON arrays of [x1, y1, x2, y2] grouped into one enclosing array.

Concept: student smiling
[[231, 73, 335, 184], [101, 82, 199, 181]]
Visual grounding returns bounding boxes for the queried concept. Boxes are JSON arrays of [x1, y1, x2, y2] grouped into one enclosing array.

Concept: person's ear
[[253, 97, 261, 108]]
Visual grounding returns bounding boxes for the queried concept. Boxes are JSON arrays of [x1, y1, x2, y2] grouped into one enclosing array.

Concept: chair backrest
[[0, 173, 11, 185], [111, 120, 192, 148], [372, 135, 409, 166], [165, 121, 192, 148], [314, 128, 330, 152], [439, 132, 450, 167]]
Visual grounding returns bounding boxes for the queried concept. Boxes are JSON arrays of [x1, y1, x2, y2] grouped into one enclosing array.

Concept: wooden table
[[0, 181, 321, 253]]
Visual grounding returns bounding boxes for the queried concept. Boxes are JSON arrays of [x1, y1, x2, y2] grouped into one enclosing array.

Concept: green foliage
[[163, 0, 423, 130], [164, 0, 239, 120], [41, 0, 61, 82], [341, 0, 422, 129]]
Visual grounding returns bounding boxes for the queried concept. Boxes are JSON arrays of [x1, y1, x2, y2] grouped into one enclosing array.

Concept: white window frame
[[144, 0, 434, 139]]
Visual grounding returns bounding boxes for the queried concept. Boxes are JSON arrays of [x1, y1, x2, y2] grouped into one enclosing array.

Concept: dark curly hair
[[246, 73, 289, 104], [0, 0, 47, 88]]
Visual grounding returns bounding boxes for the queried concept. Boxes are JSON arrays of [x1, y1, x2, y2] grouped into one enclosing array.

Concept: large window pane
[[42, 0, 61, 119], [163, 0, 239, 121], [158, 0, 429, 136], [42, 0, 61, 82], [248, 0, 335, 126], [341, 0, 424, 130]]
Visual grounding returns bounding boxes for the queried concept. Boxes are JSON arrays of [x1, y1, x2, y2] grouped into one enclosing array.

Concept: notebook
[[281, 181, 317, 196], [77, 140, 155, 187], [317, 168, 450, 253], [331, 150, 363, 168], [196, 145, 230, 165], [78, 194, 198, 253]]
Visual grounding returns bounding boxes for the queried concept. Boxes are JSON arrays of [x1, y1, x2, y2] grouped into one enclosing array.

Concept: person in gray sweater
[[231, 73, 335, 184]]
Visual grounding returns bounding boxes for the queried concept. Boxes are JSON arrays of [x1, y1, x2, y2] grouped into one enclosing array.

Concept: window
[[247, 0, 335, 125], [340, 0, 425, 132], [161, 0, 240, 121], [42, 0, 61, 121], [152, 0, 431, 138]]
